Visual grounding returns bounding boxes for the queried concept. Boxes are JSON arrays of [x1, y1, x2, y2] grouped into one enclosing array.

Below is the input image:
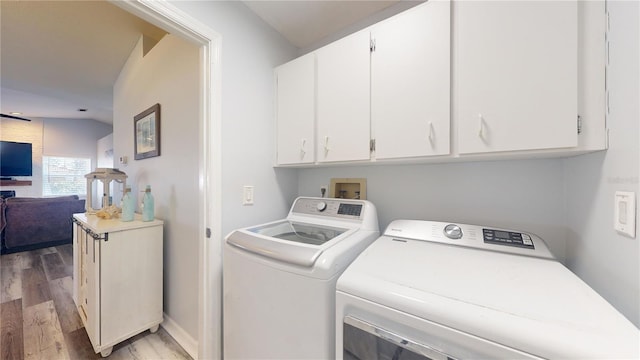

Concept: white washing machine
[[224, 196, 379, 359], [337, 220, 640, 359]]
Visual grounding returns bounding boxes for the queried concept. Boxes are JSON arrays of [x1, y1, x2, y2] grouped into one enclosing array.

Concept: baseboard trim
[[161, 313, 198, 359]]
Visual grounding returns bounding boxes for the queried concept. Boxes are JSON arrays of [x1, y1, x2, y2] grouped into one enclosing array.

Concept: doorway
[[112, 2, 222, 359]]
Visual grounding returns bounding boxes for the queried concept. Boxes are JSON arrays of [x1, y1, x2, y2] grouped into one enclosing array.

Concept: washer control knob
[[316, 202, 327, 212], [444, 224, 463, 239]]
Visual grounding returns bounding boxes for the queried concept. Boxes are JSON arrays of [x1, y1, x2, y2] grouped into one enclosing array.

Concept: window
[[43, 156, 91, 196]]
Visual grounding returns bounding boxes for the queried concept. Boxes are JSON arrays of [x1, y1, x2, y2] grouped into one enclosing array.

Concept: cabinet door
[[82, 234, 100, 351], [77, 226, 87, 311], [100, 226, 163, 347], [72, 222, 80, 305], [372, 0, 451, 160], [276, 53, 315, 165], [455, 1, 578, 154], [317, 30, 371, 163]]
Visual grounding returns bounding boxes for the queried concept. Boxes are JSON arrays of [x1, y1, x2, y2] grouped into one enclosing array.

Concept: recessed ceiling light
[[9, 112, 22, 115], [78, 108, 88, 112]]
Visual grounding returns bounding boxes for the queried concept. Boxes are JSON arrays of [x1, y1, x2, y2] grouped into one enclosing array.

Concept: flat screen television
[[0, 141, 33, 177]]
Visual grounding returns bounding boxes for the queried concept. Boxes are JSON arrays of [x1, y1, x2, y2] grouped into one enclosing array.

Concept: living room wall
[[0, 117, 111, 197]]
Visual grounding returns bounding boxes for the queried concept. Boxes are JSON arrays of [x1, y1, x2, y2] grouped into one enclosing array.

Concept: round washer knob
[[316, 202, 327, 212], [444, 224, 463, 239]]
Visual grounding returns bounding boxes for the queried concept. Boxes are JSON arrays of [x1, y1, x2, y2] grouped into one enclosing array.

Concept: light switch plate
[[614, 191, 635, 238], [243, 186, 254, 205]]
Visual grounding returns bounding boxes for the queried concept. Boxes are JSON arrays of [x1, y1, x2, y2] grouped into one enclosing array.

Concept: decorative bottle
[[121, 186, 134, 222], [142, 185, 155, 221]]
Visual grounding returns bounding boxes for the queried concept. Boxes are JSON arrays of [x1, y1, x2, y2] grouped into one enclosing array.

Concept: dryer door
[[344, 316, 457, 360]]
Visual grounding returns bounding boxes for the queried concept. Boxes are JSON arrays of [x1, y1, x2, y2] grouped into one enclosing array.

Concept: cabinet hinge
[[370, 38, 376, 52], [370, 139, 376, 152], [206, 227, 211, 238], [577, 115, 582, 134]]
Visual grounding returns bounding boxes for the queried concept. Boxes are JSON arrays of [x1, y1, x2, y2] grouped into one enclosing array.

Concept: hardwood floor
[[1, 245, 192, 360]]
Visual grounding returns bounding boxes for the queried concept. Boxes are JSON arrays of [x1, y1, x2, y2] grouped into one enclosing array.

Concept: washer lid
[[250, 220, 346, 246], [226, 220, 353, 267], [338, 233, 639, 359]]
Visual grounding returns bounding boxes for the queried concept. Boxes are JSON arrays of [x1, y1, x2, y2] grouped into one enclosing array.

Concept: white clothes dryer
[[224, 197, 379, 360], [337, 220, 639, 359]]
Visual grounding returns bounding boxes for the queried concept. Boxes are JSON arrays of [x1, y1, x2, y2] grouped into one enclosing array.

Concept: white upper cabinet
[[454, 1, 579, 154], [275, 53, 316, 165], [316, 30, 372, 163], [274, 0, 604, 167], [371, 0, 451, 160]]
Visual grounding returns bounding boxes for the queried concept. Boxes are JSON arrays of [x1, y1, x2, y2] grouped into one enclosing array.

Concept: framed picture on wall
[[134, 103, 161, 160]]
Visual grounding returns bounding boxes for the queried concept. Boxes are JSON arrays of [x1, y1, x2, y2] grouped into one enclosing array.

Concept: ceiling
[[0, 0, 167, 124], [0, 0, 405, 125], [244, 1, 400, 48]]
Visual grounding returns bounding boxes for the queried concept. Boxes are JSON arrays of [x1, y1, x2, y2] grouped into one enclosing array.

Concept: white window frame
[[42, 156, 91, 197]]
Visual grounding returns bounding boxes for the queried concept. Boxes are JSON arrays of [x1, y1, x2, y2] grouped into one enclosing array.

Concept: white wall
[[564, 0, 639, 327], [43, 117, 112, 162], [113, 34, 201, 339], [97, 133, 114, 168], [298, 159, 568, 261], [170, 1, 299, 237], [1, 117, 112, 197]]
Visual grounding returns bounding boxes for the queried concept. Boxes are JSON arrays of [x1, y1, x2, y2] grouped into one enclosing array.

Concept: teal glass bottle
[[142, 185, 155, 221], [121, 186, 134, 222]]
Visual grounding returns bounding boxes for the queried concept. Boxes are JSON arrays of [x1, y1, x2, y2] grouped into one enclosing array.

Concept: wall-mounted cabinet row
[[275, 0, 607, 166]]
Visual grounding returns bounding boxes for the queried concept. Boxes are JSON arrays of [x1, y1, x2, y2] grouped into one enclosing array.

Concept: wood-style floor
[[1, 245, 192, 360]]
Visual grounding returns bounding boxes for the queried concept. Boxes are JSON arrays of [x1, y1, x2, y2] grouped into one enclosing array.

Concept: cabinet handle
[[300, 138, 306, 159], [428, 121, 435, 144], [323, 136, 330, 157], [478, 114, 485, 139]]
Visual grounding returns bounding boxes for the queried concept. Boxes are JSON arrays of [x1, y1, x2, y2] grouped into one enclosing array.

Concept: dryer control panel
[[384, 220, 554, 259], [291, 197, 364, 220], [483, 228, 535, 249], [287, 197, 379, 233]]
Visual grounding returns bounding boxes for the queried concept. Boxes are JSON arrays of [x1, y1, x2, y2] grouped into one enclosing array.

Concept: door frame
[[109, 1, 222, 359]]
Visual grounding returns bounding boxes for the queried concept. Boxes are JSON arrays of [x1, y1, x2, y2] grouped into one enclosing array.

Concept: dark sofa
[[0, 195, 85, 254]]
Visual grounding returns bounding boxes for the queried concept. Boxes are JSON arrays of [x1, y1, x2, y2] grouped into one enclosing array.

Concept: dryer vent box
[[330, 178, 366, 200]]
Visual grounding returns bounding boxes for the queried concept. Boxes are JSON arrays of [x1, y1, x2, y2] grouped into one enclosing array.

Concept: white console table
[[72, 213, 163, 357]]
